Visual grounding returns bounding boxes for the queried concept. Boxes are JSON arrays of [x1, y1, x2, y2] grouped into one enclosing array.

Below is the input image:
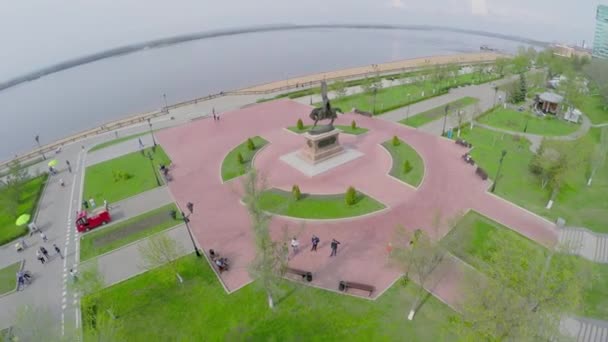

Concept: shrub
[[247, 138, 256, 151], [292, 185, 301, 201], [351, 120, 357, 130], [345, 186, 357, 206], [392, 136, 400, 146], [112, 170, 133, 182], [403, 160, 413, 174], [237, 152, 244, 165], [296, 119, 304, 130]]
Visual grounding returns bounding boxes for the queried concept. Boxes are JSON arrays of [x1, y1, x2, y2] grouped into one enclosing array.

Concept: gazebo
[[534, 92, 564, 115]]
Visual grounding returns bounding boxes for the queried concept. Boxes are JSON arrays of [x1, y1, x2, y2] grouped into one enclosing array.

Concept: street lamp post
[[493, 86, 498, 107], [372, 87, 378, 115], [147, 118, 157, 147], [182, 204, 201, 257], [523, 116, 530, 133], [406, 93, 411, 122], [163, 94, 168, 113], [34, 135, 46, 160], [146, 152, 161, 187], [442, 105, 450, 136], [490, 150, 507, 193]]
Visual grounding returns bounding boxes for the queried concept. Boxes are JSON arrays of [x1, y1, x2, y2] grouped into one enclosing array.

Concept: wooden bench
[[286, 268, 312, 282], [339, 281, 375, 296], [475, 167, 488, 180]]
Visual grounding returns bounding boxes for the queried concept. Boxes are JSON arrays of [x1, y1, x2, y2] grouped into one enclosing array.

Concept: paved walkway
[[562, 316, 608, 342], [85, 134, 154, 167], [92, 225, 193, 286], [103, 187, 174, 223], [558, 227, 608, 263]]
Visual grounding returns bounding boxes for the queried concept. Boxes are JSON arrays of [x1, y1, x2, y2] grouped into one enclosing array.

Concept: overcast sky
[[0, 0, 606, 78]]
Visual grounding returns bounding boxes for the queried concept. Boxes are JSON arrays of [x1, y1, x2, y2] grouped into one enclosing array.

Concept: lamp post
[[34, 135, 46, 160], [490, 150, 507, 193], [523, 116, 530, 133], [442, 104, 450, 136], [147, 118, 157, 147], [372, 86, 378, 115], [493, 86, 498, 107], [163, 93, 168, 113], [182, 203, 201, 257], [406, 93, 411, 122], [146, 152, 161, 187]]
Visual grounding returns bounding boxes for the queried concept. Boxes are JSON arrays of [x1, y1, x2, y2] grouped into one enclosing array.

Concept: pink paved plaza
[[157, 99, 558, 303]]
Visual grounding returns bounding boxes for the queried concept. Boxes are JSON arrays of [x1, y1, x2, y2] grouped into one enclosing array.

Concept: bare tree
[[138, 233, 185, 284], [11, 305, 62, 341], [242, 170, 288, 309], [331, 79, 348, 100], [587, 127, 608, 186]]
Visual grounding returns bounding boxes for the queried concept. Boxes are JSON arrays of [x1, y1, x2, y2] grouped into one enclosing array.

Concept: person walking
[[103, 199, 109, 211], [28, 222, 39, 235], [40, 246, 49, 260], [36, 250, 45, 264], [82, 200, 89, 210], [311, 235, 320, 252], [89, 197, 96, 208], [69, 268, 78, 283], [40, 231, 48, 243], [66, 160, 72, 173], [53, 244, 63, 259], [138, 138, 144, 149], [290, 237, 300, 256], [330, 239, 341, 257]]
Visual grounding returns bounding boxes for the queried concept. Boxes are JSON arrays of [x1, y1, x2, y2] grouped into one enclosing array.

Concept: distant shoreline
[[0, 24, 546, 93]]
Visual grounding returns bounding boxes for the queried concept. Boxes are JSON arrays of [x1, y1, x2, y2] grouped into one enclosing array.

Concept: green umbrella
[[15, 214, 31, 226], [48, 159, 58, 167]]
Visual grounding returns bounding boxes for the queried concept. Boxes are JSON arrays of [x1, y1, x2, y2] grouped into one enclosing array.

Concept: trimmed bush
[[351, 120, 357, 129], [297, 119, 304, 130], [237, 152, 244, 165], [345, 186, 357, 206], [392, 136, 400, 146], [403, 160, 413, 174], [292, 185, 301, 201], [247, 138, 256, 151], [112, 170, 133, 182]]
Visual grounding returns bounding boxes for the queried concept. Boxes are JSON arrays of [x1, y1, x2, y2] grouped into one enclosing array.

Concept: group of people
[[35, 242, 63, 265], [16, 270, 32, 290], [209, 249, 229, 272], [290, 235, 341, 257]]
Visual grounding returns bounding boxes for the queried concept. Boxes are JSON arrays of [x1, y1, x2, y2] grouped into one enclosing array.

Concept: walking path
[[558, 227, 608, 263], [85, 134, 155, 167], [562, 316, 608, 342], [103, 187, 174, 223]]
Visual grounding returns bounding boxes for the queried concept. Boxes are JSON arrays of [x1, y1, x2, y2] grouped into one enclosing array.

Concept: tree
[[403, 160, 412, 174], [588, 127, 608, 186], [68, 262, 108, 336], [529, 141, 578, 209], [237, 152, 244, 165], [390, 225, 445, 321], [456, 233, 591, 341], [0, 160, 31, 217], [351, 120, 357, 130], [513, 73, 528, 102], [494, 58, 510, 76], [138, 234, 185, 284], [292, 184, 301, 201], [242, 170, 288, 309], [332, 79, 348, 99], [296, 118, 304, 130], [345, 186, 357, 205], [11, 305, 61, 341], [454, 107, 466, 137], [247, 138, 256, 151], [392, 136, 400, 146]]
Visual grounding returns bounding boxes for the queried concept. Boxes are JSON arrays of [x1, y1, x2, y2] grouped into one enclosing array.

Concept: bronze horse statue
[[309, 81, 342, 130]]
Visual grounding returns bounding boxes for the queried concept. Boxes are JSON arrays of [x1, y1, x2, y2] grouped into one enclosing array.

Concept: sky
[[0, 0, 606, 78]]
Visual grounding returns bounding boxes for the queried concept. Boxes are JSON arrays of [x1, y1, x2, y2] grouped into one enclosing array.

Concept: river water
[[0, 28, 527, 159]]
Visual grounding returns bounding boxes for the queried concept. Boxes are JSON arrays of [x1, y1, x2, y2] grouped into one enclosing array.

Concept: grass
[[0, 174, 48, 245], [456, 126, 608, 233], [83, 146, 171, 205], [381, 139, 424, 187], [89, 132, 152, 152], [221, 136, 268, 182], [83, 254, 461, 341], [477, 108, 580, 136], [0, 157, 45, 178], [400, 97, 479, 128], [258, 189, 385, 219], [442, 211, 608, 320], [575, 94, 608, 125], [287, 124, 369, 135], [327, 73, 500, 115], [0, 261, 21, 295], [79, 203, 181, 262]]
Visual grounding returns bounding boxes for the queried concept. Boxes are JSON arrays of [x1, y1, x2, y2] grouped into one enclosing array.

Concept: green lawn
[[79, 203, 181, 262], [89, 132, 152, 152], [0, 262, 21, 295], [400, 97, 479, 128], [221, 137, 268, 182], [329, 73, 499, 115], [83, 254, 460, 341], [0, 174, 48, 245], [442, 211, 608, 320], [287, 125, 369, 135], [477, 108, 580, 136], [457, 126, 608, 233], [381, 139, 424, 187], [258, 189, 385, 219], [83, 146, 171, 205], [575, 94, 608, 125]]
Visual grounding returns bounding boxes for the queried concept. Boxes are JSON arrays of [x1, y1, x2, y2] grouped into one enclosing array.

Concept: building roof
[[539, 92, 564, 103]]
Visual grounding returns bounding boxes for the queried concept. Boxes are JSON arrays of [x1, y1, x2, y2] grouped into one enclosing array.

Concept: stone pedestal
[[299, 129, 344, 164]]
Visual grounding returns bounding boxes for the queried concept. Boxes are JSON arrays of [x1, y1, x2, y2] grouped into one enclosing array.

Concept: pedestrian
[[20, 238, 27, 249], [66, 160, 72, 173], [53, 244, 63, 259], [40, 231, 48, 243], [311, 235, 320, 252], [36, 250, 45, 264], [138, 138, 144, 149], [103, 199, 109, 210], [89, 197, 96, 208], [290, 237, 300, 255], [330, 239, 341, 257], [69, 268, 78, 282], [59, 178, 65, 187], [40, 246, 49, 260], [212, 112, 216, 120], [115, 131, 119, 138], [82, 200, 89, 210], [28, 222, 39, 235]]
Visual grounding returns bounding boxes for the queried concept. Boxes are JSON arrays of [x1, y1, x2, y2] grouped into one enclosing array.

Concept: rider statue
[[308, 81, 342, 135]]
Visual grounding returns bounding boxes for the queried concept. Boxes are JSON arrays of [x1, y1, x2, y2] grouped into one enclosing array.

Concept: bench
[[286, 268, 312, 282], [353, 108, 373, 117], [455, 139, 473, 148], [339, 281, 375, 296], [475, 167, 488, 180]]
